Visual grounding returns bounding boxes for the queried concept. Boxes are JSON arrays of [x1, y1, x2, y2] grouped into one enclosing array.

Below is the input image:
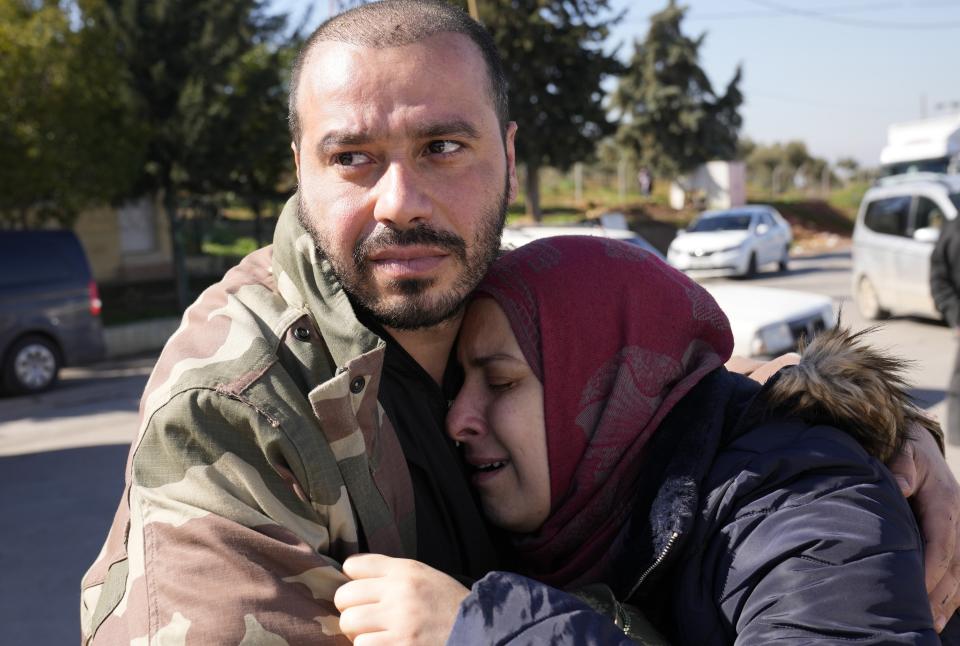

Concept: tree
[[463, 0, 622, 220], [743, 139, 835, 194], [82, 0, 291, 310], [188, 43, 298, 247], [0, 0, 144, 228], [613, 0, 743, 182]]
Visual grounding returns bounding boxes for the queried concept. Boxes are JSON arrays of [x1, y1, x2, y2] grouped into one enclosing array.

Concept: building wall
[[669, 161, 747, 210], [73, 196, 173, 284]]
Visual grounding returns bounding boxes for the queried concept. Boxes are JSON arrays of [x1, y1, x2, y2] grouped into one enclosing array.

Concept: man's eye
[[334, 152, 372, 167], [427, 140, 462, 155], [488, 381, 514, 393]]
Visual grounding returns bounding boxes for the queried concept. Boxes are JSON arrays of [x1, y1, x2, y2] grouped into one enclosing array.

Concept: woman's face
[[447, 297, 550, 533]]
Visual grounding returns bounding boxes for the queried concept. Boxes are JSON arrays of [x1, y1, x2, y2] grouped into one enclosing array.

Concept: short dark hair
[[288, 0, 509, 145]]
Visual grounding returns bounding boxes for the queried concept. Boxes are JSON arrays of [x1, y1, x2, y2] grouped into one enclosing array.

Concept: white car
[[500, 223, 664, 258], [667, 205, 792, 278], [852, 172, 960, 320], [704, 284, 836, 357]]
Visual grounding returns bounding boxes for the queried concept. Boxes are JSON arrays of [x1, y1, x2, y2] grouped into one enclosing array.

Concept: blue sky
[[272, 0, 960, 166]]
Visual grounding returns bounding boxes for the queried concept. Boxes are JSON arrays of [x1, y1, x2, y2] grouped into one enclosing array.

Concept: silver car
[[852, 173, 960, 320], [667, 205, 793, 278]]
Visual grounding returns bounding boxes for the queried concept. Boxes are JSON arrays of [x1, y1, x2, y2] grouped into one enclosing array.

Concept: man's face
[[292, 33, 518, 330]]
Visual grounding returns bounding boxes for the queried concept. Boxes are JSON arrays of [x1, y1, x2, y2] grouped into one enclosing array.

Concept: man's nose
[[446, 390, 486, 444], [373, 162, 432, 228]]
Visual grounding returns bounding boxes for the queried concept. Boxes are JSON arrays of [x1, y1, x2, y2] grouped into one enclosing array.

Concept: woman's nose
[[446, 389, 486, 443]]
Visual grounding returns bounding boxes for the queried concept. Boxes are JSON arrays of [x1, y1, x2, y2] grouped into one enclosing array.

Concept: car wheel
[[855, 277, 888, 320], [2, 335, 61, 395], [743, 252, 758, 278], [778, 245, 789, 272]]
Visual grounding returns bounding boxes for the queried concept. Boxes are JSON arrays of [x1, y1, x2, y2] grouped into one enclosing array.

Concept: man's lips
[[367, 246, 449, 275]]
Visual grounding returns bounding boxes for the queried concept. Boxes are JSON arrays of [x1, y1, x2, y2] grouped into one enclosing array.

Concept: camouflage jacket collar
[[271, 193, 384, 367]]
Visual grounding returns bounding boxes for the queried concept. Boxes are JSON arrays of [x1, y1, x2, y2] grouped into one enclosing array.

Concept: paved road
[[1, 249, 958, 643], [0, 355, 152, 644]]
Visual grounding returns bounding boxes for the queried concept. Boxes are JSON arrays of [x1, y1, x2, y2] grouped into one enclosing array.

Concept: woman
[[336, 236, 944, 644]]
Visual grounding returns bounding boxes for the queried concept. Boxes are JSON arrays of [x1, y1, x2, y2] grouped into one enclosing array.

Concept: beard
[[297, 172, 509, 331]]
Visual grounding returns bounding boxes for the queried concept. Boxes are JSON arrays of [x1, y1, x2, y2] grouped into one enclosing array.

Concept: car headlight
[[750, 322, 793, 356]]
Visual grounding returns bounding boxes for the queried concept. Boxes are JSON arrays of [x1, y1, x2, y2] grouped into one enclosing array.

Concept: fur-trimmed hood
[[761, 326, 944, 463]]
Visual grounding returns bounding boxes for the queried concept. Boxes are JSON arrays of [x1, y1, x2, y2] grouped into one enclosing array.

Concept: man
[[932, 210, 960, 445], [82, 1, 960, 643]]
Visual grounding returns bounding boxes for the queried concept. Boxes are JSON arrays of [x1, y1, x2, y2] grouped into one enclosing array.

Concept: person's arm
[[713, 425, 938, 645], [81, 390, 352, 644], [930, 225, 960, 328], [334, 555, 640, 646]]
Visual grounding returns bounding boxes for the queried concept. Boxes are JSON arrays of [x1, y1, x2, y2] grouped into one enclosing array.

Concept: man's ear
[[291, 141, 302, 184], [505, 121, 519, 203]]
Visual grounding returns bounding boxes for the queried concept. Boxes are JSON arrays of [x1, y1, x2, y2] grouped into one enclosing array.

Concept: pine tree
[[466, 0, 622, 220], [613, 0, 742, 181], [83, 0, 291, 310]]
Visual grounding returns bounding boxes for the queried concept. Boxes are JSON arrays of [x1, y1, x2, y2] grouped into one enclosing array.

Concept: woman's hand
[[887, 423, 960, 631], [334, 554, 469, 645]]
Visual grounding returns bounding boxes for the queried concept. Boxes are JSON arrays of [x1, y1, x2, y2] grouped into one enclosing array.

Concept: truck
[[880, 113, 960, 176]]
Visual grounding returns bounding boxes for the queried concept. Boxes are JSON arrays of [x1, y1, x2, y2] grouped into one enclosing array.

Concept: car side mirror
[[756, 223, 769, 235], [913, 227, 940, 243]]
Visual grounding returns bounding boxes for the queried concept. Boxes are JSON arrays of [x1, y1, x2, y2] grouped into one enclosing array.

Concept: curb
[[103, 317, 181, 359]]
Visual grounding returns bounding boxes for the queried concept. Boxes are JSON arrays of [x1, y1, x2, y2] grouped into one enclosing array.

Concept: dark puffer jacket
[[448, 330, 950, 645]]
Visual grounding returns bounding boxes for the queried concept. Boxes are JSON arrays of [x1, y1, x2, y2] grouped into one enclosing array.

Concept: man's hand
[[888, 423, 960, 631], [726, 352, 800, 384], [335, 554, 469, 645]]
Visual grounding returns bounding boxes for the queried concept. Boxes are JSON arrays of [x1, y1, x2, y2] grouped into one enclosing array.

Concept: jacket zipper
[[628, 531, 680, 598]]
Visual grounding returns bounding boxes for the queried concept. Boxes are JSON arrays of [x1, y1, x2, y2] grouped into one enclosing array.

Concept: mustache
[[354, 225, 467, 267]]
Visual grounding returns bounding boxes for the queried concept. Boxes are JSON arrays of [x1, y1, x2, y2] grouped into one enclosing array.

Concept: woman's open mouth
[[469, 459, 508, 484]]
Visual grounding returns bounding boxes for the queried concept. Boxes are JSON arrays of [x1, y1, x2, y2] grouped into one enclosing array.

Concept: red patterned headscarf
[[474, 236, 733, 587]]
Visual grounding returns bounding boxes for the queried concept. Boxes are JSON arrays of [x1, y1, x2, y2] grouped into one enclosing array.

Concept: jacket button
[[349, 376, 366, 394], [293, 326, 311, 341]]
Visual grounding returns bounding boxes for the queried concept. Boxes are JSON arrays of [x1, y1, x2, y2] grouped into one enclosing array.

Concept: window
[[913, 196, 945, 232], [689, 214, 753, 232], [864, 196, 910, 236]]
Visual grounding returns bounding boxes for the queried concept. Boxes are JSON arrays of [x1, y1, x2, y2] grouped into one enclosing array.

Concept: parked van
[[852, 173, 960, 320], [0, 230, 105, 394]]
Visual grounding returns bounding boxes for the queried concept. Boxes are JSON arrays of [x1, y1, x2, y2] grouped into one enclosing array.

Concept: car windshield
[[688, 214, 754, 232]]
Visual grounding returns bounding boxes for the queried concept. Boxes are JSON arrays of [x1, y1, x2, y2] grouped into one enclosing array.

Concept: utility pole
[[618, 155, 627, 206], [574, 162, 583, 205]]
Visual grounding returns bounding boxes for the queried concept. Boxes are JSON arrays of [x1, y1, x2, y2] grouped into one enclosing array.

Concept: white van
[[852, 173, 960, 320]]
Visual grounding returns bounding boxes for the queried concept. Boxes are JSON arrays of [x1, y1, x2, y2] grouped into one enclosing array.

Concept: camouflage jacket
[[81, 196, 416, 645]]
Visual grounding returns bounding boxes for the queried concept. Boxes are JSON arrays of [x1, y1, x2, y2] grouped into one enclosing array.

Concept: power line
[[619, 1, 960, 25], [745, 0, 960, 30]]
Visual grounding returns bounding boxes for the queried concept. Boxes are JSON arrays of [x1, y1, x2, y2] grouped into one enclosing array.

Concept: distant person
[[637, 167, 652, 197], [931, 213, 960, 445]]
